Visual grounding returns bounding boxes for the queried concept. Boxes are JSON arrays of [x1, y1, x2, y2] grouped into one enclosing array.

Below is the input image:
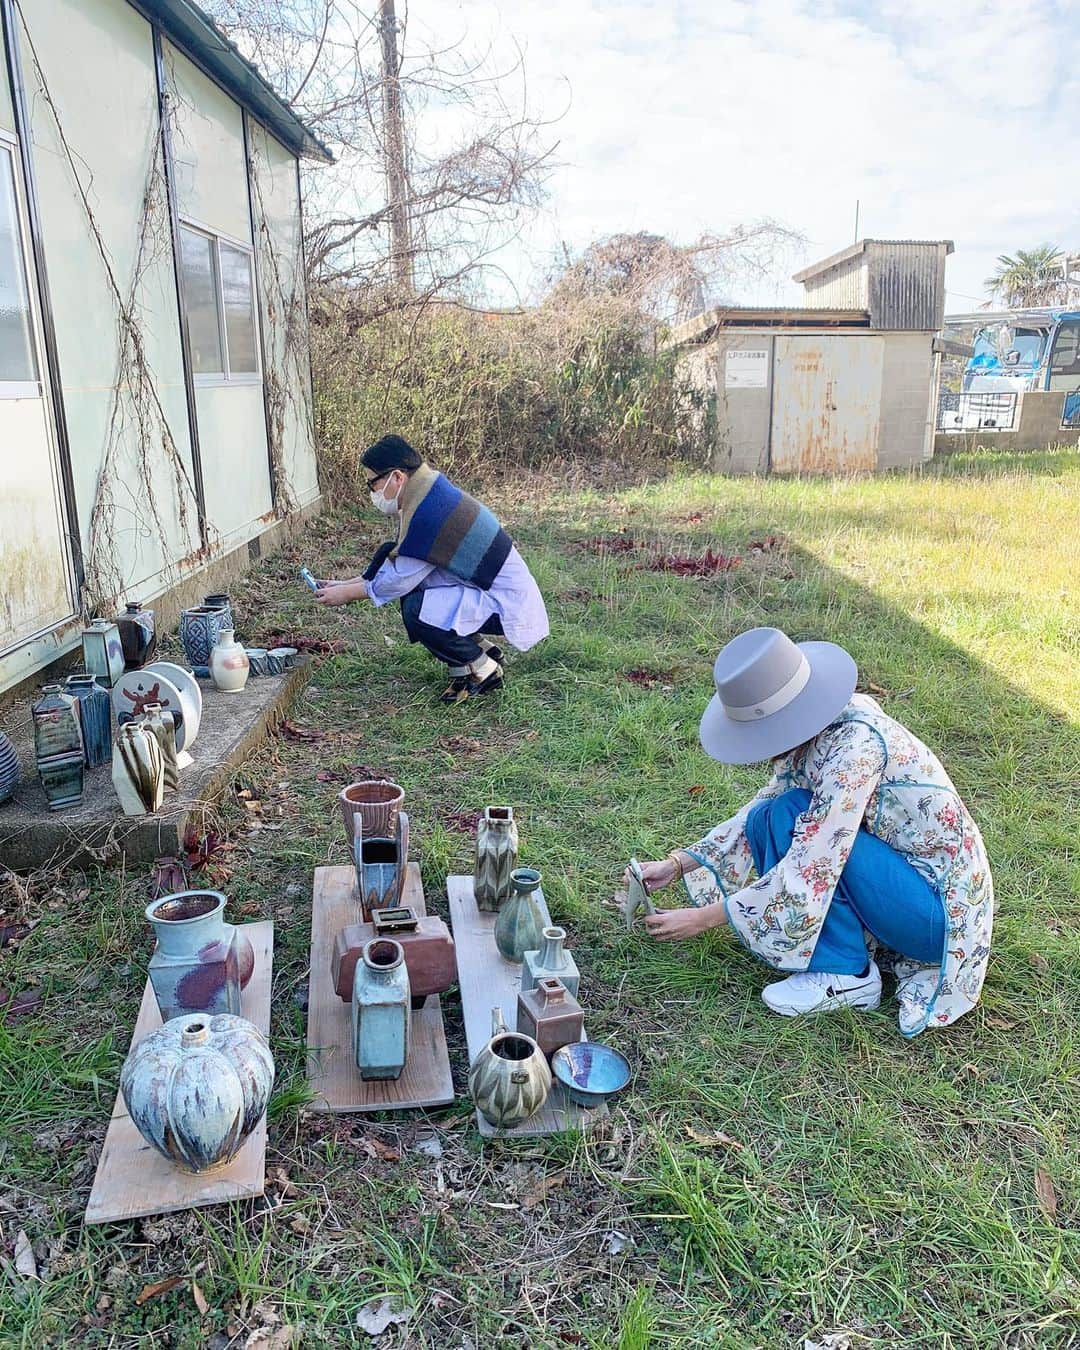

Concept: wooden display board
[[447, 875, 606, 1137], [305, 864, 454, 1112], [85, 921, 274, 1225]]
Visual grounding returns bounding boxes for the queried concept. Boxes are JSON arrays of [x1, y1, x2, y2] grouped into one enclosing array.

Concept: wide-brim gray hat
[[699, 627, 857, 765]]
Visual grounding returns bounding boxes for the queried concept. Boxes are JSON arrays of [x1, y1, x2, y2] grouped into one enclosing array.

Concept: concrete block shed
[[0, 0, 331, 696], [670, 239, 953, 474]]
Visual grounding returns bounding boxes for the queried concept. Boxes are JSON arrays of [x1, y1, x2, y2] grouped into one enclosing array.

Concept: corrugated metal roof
[[666, 305, 871, 348], [793, 238, 953, 283], [129, 0, 333, 161]]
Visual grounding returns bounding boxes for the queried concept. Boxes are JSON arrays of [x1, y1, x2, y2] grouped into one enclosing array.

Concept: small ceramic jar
[[209, 629, 250, 693]]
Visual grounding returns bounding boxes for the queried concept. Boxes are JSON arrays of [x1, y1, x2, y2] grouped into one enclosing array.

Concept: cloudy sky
[[422, 0, 1079, 312]]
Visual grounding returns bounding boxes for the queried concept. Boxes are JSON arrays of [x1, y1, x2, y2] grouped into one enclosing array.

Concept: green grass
[[1, 447, 1078, 1347]]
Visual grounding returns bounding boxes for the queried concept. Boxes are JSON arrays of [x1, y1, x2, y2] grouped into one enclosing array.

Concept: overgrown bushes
[[310, 292, 706, 499]]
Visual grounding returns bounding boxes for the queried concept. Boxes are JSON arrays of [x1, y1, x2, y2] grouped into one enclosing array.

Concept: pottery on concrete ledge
[[112, 720, 163, 816], [114, 600, 156, 669], [209, 629, 250, 694], [81, 620, 125, 689], [179, 606, 225, 669], [0, 731, 20, 804], [63, 674, 113, 768]]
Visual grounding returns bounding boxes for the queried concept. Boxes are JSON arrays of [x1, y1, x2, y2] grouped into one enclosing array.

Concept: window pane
[[0, 150, 38, 384], [219, 242, 258, 374], [179, 227, 224, 374]]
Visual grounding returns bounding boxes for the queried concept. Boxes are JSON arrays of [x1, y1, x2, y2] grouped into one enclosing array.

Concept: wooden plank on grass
[[447, 874, 605, 1138], [85, 920, 274, 1225], [305, 863, 454, 1112]]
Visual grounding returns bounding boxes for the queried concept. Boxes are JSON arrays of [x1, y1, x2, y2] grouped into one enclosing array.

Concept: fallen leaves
[[353, 1133, 401, 1163], [520, 1170, 567, 1209], [14, 1230, 37, 1279], [1029, 952, 1050, 976], [437, 734, 484, 755], [355, 1298, 411, 1336], [685, 1124, 744, 1151], [0, 987, 43, 1023], [135, 1274, 185, 1305], [278, 719, 330, 743], [577, 533, 639, 556], [440, 808, 481, 834], [647, 548, 741, 576], [191, 1281, 209, 1315], [624, 668, 675, 691], [0, 923, 31, 949], [1035, 1167, 1058, 1221], [263, 632, 344, 655]]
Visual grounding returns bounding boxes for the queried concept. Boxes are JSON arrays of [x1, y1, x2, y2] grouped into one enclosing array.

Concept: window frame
[[178, 216, 262, 388], [0, 131, 43, 401]]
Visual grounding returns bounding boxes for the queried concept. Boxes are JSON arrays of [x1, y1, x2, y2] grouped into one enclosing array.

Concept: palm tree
[[984, 245, 1066, 307]]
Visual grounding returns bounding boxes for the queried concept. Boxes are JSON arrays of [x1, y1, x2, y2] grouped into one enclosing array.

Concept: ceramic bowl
[[111, 668, 187, 750], [551, 1042, 631, 1109], [277, 646, 300, 668], [245, 648, 268, 676], [266, 648, 290, 676]]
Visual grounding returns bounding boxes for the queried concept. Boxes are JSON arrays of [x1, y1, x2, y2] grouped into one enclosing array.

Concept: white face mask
[[370, 475, 400, 515]]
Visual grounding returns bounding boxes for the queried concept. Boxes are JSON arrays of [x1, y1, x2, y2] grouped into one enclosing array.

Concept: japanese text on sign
[[725, 350, 768, 389]]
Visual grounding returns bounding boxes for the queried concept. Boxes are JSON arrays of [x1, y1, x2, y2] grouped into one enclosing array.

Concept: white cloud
[[417, 0, 1080, 310]]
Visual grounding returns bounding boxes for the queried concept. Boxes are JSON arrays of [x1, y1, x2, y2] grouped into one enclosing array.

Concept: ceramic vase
[[145, 890, 256, 1022], [0, 731, 20, 804], [63, 674, 113, 768], [114, 600, 156, 669], [494, 867, 545, 964], [179, 606, 225, 669], [209, 629, 249, 693], [80, 619, 125, 689], [33, 685, 85, 811], [352, 938, 411, 1081], [332, 908, 456, 1009], [112, 721, 164, 815], [39, 751, 84, 812], [468, 1007, 551, 1129], [140, 703, 178, 791], [120, 1012, 274, 1174], [522, 926, 580, 998], [203, 593, 235, 632], [338, 780, 405, 847], [474, 806, 519, 911], [517, 977, 584, 1058], [352, 812, 409, 920]]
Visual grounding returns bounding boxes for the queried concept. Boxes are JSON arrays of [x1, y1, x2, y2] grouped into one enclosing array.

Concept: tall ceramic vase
[[140, 703, 178, 791], [32, 685, 84, 811], [474, 806, 518, 911], [0, 731, 20, 804], [179, 606, 225, 669], [121, 1013, 274, 1173], [494, 867, 545, 964], [145, 890, 255, 1022], [209, 629, 249, 693], [352, 938, 411, 1081], [114, 600, 156, 669], [63, 674, 113, 768], [468, 1007, 551, 1129], [112, 721, 164, 815]]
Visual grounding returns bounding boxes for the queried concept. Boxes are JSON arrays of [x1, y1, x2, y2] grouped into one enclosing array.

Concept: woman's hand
[[644, 905, 726, 941], [628, 858, 679, 894], [315, 580, 365, 606]]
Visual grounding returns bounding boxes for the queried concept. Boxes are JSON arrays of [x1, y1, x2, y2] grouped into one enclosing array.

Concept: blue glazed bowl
[[551, 1041, 631, 1109]]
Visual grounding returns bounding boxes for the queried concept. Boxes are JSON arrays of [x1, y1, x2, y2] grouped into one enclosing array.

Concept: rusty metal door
[[770, 336, 883, 472]]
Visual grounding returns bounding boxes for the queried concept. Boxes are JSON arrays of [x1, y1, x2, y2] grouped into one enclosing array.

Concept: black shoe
[[440, 674, 469, 704], [444, 665, 504, 705], [483, 644, 504, 665]]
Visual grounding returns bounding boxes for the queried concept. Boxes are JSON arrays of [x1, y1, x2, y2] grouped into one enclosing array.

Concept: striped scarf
[[384, 464, 513, 591]]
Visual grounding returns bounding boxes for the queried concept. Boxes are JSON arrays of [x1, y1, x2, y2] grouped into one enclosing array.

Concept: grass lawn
[[1, 448, 1078, 1348]]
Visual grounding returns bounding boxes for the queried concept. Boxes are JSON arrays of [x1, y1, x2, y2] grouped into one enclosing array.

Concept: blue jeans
[[744, 788, 945, 976]]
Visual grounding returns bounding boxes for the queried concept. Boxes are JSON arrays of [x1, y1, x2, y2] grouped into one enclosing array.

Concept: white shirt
[[366, 546, 549, 652]]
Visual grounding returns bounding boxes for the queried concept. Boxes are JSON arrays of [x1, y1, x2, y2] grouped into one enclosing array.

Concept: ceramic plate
[[143, 662, 203, 752], [111, 669, 187, 749]]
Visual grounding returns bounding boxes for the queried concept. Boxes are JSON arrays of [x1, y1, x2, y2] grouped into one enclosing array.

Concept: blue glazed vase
[[203, 593, 235, 633], [145, 890, 256, 1022], [0, 731, 21, 804], [179, 606, 225, 669], [32, 684, 83, 761], [63, 674, 113, 767], [352, 938, 411, 1081], [81, 620, 125, 688]]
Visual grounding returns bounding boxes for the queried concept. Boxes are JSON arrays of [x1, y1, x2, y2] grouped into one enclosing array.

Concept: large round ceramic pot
[[468, 1007, 551, 1129], [0, 731, 20, 805], [121, 1012, 274, 1174], [179, 606, 226, 669], [143, 662, 202, 753], [474, 806, 518, 912], [63, 674, 113, 768], [145, 890, 255, 1022], [209, 629, 250, 693], [338, 781, 405, 848], [494, 867, 545, 964]]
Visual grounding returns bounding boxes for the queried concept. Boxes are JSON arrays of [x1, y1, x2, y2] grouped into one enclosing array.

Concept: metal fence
[[1062, 392, 1080, 429], [936, 391, 1019, 432]]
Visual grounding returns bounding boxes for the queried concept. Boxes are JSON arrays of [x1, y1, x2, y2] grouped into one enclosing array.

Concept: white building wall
[[0, 35, 13, 132]]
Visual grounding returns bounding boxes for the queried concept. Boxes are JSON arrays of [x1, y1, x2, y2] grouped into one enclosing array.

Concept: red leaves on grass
[[747, 534, 782, 553], [278, 719, 329, 743], [441, 809, 481, 834], [263, 633, 345, 655], [646, 548, 742, 576], [625, 668, 675, 690]]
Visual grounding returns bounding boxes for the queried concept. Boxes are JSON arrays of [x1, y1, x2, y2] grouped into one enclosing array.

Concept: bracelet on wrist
[[666, 850, 687, 878]]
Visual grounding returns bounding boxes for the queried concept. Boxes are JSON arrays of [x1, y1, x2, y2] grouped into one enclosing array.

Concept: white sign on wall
[[725, 349, 769, 389]]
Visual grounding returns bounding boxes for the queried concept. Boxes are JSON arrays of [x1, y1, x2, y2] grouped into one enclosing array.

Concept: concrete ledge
[[0, 665, 310, 872]]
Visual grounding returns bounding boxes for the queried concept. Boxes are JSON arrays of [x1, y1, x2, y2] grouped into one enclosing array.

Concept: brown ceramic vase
[[338, 780, 404, 847], [516, 977, 584, 1058]]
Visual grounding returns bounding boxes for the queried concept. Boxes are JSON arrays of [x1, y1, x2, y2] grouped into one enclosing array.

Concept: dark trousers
[[745, 788, 946, 976], [399, 589, 504, 668]]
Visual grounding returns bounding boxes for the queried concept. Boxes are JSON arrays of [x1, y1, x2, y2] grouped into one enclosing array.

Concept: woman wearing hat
[[637, 627, 993, 1036]]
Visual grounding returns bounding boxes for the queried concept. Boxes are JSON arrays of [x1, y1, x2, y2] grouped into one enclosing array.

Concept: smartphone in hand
[[299, 567, 318, 591]]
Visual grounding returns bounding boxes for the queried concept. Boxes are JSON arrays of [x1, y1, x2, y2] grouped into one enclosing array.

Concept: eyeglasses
[[366, 470, 393, 490]]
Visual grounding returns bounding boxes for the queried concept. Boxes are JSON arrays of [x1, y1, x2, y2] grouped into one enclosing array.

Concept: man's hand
[[315, 580, 365, 606], [644, 905, 726, 941]]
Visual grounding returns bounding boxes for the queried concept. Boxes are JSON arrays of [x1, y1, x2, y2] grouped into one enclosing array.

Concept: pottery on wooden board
[[120, 1012, 274, 1174], [517, 977, 584, 1058], [332, 908, 456, 1009], [140, 704, 178, 792], [352, 938, 411, 1081], [0, 731, 20, 805], [39, 750, 85, 812], [338, 780, 405, 847], [209, 629, 250, 694], [202, 593, 235, 633], [522, 926, 580, 998], [112, 721, 164, 816], [551, 1041, 631, 1110], [145, 890, 256, 1022], [351, 811, 409, 920], [474, 805, 519, 911], [179, 606, 225, 669], [493, 867, 545, 964], [80, 620, 125, 689], [63, 674, 113, 768], [114, 600, 156, 669], [468, 1007, 551, 1129], [32, 684, 83, 762], [142, 662, 202, 753]]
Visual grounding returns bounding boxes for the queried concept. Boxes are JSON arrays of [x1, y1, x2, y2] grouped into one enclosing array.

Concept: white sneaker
[[761, 961, 881, 1017]]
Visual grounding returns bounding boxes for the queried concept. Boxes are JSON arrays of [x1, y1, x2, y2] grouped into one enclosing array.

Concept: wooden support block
[[305, 863, 454, 1112], [85, 921, 274, 1226], [447, 875, 606, 1138]]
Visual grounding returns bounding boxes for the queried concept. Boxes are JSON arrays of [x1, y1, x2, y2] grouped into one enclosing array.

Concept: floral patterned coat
[[683, 695, 993, 1037]]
